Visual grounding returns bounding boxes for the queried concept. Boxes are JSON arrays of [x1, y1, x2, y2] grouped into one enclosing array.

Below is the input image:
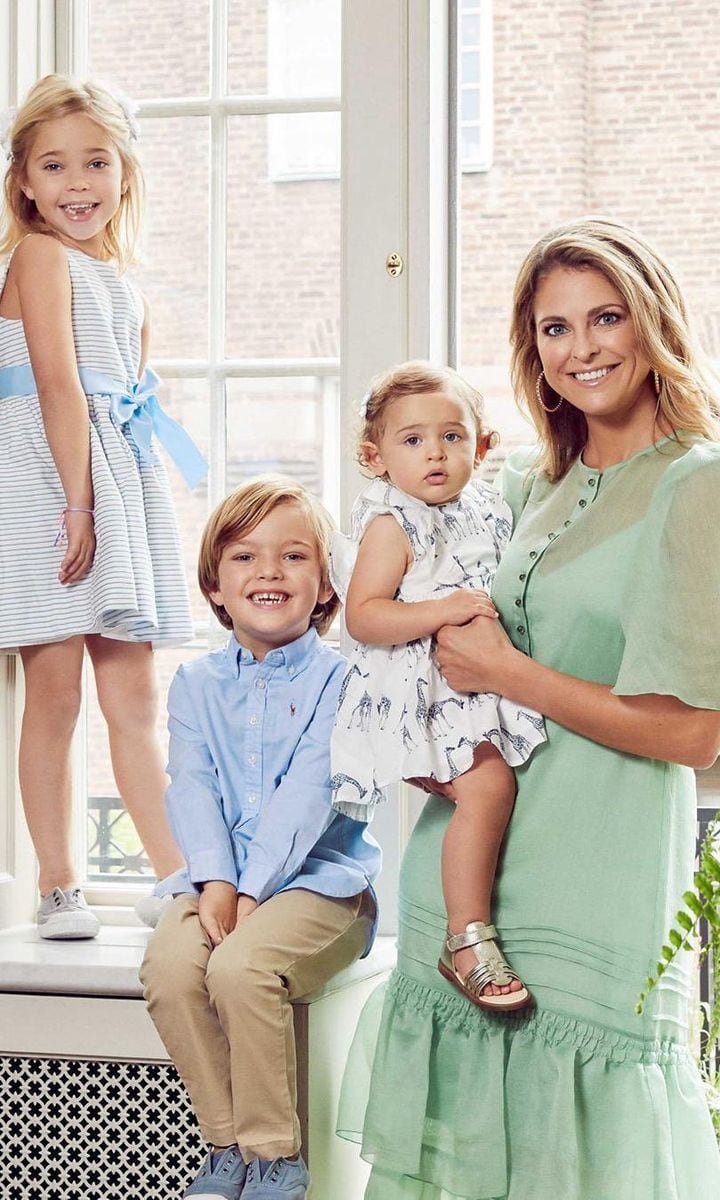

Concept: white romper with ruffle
[[330, 476, 545, 819]]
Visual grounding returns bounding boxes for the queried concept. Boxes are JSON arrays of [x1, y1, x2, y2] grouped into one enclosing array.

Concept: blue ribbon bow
[[0, 362, 208, 490]]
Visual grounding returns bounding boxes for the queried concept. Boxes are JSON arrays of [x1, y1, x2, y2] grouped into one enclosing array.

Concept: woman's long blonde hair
[[0, 74, 143, 268], [510, 217, 720, 481]]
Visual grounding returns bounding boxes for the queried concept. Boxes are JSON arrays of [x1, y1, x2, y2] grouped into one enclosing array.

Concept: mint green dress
[[337, 435, 720, 1199]]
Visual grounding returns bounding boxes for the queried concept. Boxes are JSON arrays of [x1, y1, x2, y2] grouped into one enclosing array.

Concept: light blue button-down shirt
[[165, 627, 381, 942]]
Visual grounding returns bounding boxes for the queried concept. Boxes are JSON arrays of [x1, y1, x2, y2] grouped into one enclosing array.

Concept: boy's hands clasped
[[199, 881, 258, 948]]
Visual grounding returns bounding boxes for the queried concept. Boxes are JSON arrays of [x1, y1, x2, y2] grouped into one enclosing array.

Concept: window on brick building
[[459, 0, 493, 173], [267, 0, 341, 181]]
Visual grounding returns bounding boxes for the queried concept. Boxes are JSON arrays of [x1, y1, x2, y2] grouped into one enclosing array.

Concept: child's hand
[[405, 775, 458, 803], [437, 589, 498, 627], [59, 511, 96, 585], [236, 893, 258, 924], [198, 880, 238, 947]]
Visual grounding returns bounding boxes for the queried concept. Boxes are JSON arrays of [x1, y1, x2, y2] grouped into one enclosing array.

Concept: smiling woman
[[339, 220, 720, 1199]]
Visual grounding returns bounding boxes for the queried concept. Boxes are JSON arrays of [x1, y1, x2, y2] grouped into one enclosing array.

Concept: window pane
[[226, 116, 340, 358], [462, 14, 481, 45], [135, 116, 209, 358], [87, 0, 210, 100], [461, 49, 481, 86], [226, 377, 332, 498], [461, 87, 481, 122], [227, 0, 341, 97], [458, 2, 720, 461], [461, 125, 481, 165]]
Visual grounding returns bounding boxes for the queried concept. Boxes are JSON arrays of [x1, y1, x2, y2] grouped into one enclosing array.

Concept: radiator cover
[[1, 1054, 204, 1200]]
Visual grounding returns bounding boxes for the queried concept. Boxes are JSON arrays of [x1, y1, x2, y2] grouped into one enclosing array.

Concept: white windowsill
[[0, 924, 396, 1001]]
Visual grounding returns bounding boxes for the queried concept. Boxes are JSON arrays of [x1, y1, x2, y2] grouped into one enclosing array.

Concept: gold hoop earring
[[536, 370, 562, 413], [653, 369, 661, 396]]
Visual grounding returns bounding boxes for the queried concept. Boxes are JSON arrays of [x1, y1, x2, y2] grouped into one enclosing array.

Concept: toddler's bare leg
[[441, 744, 520, 995]]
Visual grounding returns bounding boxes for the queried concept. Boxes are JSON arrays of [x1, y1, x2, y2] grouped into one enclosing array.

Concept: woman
[[337, 218, 720, 1199]]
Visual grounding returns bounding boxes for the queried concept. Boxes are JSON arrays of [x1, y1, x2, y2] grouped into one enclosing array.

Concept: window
[[458, 0, 493, 173], [67, 0, 342, 893], [0, 1, 447, 932]]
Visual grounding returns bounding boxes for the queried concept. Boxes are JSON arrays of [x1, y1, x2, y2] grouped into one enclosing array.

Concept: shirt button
[[257, 679, 266, 690], [248, 754, 257, 766], [548, 532, 556, 539], [578, 498, 587, 508], [564, 519, 571, 527], [519, 573, 526, 582], [529, 550, 538, 559], [249, 715, 258, 726], [514, 598, 522, 607], [288, 664, 295, 676], [517, 625, 526, 635], [247, 792, 257, 804], [587, 478, 596, 486]]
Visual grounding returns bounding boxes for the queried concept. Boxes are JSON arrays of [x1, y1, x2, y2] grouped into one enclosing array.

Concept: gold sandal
[[438, 920, 533, 1012]]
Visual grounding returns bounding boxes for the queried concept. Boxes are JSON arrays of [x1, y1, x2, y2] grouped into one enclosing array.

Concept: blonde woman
[[339, 218, 720, 1198], [0, 76, 205, 936]]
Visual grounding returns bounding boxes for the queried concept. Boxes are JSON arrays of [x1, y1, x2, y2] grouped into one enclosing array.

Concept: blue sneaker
[[185, 1146, 247, 1199], [241, 1155, 309, 1198]]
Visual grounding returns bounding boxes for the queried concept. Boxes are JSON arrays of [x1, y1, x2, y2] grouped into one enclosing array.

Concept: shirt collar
[[226, 625, 321, 678]]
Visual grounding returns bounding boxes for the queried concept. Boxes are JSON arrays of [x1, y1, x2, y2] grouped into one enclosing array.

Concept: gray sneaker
[[37, 887, 100, 940], [241, 1155, 309, 1198], [185, 1146, 247, 1198]]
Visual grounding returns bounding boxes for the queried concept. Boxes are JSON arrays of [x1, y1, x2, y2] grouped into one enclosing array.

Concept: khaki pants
[[140, 888, 373, 1161]]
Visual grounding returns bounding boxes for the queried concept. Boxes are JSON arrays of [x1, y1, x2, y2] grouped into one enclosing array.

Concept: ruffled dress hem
[[337, 968, 720, 1200]]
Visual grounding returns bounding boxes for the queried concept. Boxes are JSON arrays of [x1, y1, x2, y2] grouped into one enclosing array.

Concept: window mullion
[[208, 0, 228, 512]]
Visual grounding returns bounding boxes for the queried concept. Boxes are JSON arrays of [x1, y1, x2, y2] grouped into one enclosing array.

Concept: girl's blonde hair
[[198, 475, 340, 636], [510, 217, 720, 481], [356, 359, 496, 473], [0, 74, 143, 268]]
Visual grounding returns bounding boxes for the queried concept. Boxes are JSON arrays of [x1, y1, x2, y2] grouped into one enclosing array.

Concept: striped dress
[[0, 244, 193, 648]]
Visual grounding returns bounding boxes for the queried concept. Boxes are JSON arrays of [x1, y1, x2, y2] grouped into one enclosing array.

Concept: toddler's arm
[[345, 514, 497, 645]]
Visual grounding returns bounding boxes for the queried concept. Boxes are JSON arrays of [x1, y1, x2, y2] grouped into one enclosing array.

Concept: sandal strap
[[464, 959, 520, 993], [446, 921, 498, 953]]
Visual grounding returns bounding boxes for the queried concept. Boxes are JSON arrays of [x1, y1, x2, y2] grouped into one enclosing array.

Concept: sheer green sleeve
[[612, 442, 720, 711], [497, 445, 540, 526]]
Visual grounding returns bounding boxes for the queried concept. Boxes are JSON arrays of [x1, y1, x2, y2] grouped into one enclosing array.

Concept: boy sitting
[[141, 476, 380, 1200]]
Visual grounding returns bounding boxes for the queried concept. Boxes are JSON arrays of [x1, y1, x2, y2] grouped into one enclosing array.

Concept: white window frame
[[0, 0, 453, 934]]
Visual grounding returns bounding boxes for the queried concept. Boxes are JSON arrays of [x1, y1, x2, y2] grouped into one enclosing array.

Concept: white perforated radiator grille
[[0, 1054, 204, 1200]]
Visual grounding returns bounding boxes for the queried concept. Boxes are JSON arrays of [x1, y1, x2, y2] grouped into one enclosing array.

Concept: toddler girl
[[0, 75, 206, 937], [331, 361, 544, 1010]]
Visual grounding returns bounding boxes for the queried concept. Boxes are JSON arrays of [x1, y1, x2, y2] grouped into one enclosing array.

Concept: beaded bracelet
[[54, 506, 95, 548]]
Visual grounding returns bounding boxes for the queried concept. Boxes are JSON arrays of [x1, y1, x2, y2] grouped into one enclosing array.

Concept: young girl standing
[[331, 361, 544, 1009], [0, 76, 206, 938]]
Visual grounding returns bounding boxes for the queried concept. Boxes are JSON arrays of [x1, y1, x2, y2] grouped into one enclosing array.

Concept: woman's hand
[[59, 510, 96, 585], [198, 880, 238, 947], [435, 613, 519, 694], [436, 589, 498, 627]]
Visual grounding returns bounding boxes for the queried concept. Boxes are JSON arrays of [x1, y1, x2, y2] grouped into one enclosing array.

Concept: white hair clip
[[112, 88, 140, 142], [0, 106, 18, 158], [358, 391, 372, 419]]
